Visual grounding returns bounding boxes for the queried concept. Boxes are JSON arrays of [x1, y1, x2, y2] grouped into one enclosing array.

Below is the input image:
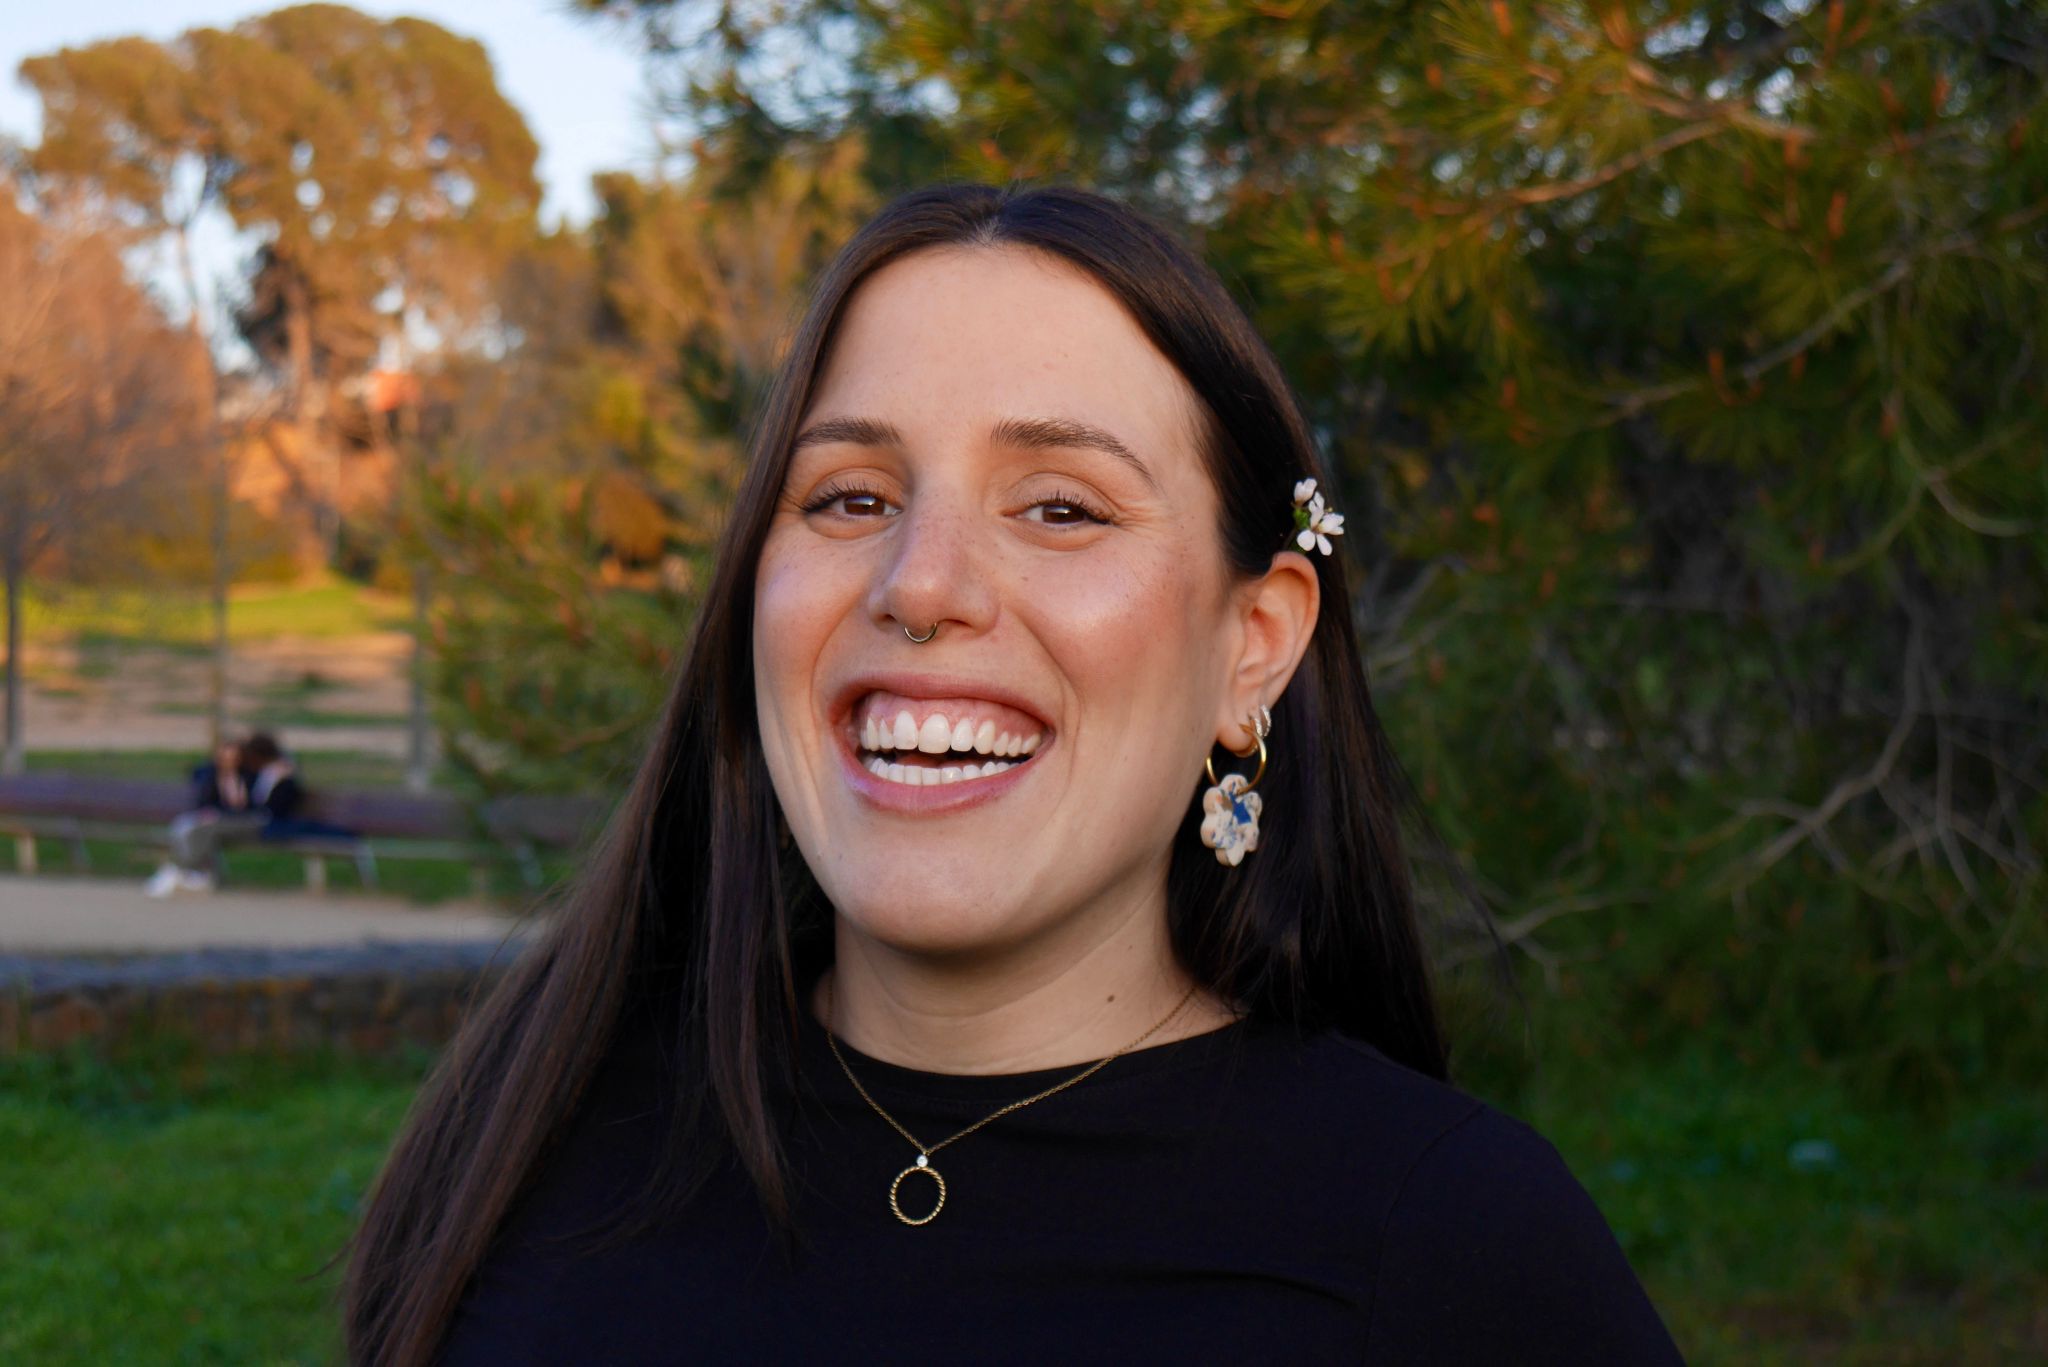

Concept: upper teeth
[[862, 709, 1043, 759]]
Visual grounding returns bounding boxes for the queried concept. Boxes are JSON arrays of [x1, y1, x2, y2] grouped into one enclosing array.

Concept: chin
[[826, 873, 1049, 960]]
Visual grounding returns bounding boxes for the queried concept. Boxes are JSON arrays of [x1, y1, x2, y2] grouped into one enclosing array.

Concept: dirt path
[[0, 873, 534, 953]]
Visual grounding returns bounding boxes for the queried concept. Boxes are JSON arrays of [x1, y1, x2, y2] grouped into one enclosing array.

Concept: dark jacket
[[189, 761, 250, 813], [247, 763, 361, 841], [248, 765, 304, 823]]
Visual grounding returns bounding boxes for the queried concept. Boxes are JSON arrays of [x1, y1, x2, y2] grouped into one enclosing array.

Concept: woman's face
[[753, 245, 1270, 961]]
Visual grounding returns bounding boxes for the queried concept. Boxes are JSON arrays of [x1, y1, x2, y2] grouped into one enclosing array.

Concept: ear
[[1216, 550, 1320, 754]]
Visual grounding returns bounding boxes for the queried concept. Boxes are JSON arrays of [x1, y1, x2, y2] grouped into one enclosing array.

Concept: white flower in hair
[[1291, 478, 1346, 556]]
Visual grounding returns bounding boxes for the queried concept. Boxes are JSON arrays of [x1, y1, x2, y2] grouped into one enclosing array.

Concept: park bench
[[0, 773, 604, 895]]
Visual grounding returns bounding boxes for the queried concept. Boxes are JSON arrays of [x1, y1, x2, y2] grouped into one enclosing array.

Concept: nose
[[867, 489, 998, 638]]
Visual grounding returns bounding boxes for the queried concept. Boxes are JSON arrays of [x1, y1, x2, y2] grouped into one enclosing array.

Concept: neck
[[812, 880, 1240, 1074]]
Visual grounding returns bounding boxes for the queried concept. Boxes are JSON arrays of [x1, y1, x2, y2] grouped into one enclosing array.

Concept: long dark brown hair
[[339, 182, 1475, 1365]]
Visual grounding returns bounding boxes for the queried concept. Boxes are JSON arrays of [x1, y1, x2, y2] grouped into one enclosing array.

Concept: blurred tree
[[24, 4, 542, 787], [401, 138, 875, 793], [0, 187, 205, 772], [22, 3, 542, 557], [15, 33, 244, 735], [582, 0, 2048, 1094]]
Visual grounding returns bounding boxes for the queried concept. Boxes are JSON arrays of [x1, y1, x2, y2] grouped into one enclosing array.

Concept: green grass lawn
[[148, 702, 410, 729], [22, 749, 426, 790], [0, 1039, 433, 1365], [0, 1020, 2038, 1363], [0, 828, 572, 906], [23, 575, 409, 648], [1512, 1042, 2047, 1363]]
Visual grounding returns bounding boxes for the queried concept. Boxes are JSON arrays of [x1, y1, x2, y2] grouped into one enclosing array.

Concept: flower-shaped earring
[[1200, 703, 1271, 867]]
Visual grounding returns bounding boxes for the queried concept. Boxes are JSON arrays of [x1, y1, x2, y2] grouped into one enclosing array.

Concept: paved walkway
[[0, 873, 536, 954]]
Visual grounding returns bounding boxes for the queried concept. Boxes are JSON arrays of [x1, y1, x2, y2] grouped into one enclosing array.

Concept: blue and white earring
[[1200, 704, 1271, 867]]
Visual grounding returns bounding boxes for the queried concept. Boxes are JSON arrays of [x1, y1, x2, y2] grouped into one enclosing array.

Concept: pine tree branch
[[1899, 431, 2031, 536], [1718, 614, 1926, 891], [1399, 117, 1739, 220], [1436, 889, 1656, 970], [1379, 102, 1819, 308], [1598, 194, 2048, 422], [1502, 119, 1725, 207], [1599, 255, 1913, 422]]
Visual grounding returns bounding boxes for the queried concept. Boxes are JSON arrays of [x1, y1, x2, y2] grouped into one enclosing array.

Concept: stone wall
[[0, 941, 532, 1057]]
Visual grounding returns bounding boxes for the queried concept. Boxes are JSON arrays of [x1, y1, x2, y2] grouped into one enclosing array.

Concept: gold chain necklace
[[820, 974, 1202, 1226]]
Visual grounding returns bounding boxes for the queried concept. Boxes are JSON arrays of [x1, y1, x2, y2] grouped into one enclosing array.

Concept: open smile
[[852, 688, 1047, 786], [832, 677, 1054, 809]]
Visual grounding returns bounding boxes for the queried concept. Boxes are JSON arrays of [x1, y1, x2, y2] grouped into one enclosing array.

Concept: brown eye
[[1021, 492, 1110, 527], [800, 483, 897, 518]]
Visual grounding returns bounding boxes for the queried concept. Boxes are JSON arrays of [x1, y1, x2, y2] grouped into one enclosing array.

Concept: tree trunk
[[174, 219, 231, 746], [211, 426, 231, 745], [399, 390, 433, 792], [281, 266, 337, 565], [407, 564, 433, 792], [3, 534, 24, 776]]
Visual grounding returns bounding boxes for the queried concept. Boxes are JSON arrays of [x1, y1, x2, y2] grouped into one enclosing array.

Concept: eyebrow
[[791, 414, 1159, 488]]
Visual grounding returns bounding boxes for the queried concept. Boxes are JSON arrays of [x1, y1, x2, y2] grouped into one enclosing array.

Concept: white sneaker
[[146, 863, 183, 899], [176, 868, 217, 894]]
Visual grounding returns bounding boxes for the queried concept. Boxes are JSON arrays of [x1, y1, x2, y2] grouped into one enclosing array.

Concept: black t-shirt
[[439, 992, 1685, 1364]]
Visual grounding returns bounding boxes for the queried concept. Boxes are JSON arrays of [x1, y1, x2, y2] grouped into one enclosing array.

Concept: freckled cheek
[[1024, 552, 1214, 713], [753, 540, 863, 738]]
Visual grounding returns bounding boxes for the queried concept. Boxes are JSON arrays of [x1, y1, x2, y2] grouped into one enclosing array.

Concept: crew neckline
[[793, 991, 1260, 1105]]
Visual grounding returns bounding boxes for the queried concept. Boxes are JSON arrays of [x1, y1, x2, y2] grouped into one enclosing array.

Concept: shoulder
[[1196, 1025, 1506, 1261], [1222, 1028, 1684, 1362], [1326, 1043, 1682, 1362], [1223, 1025, 1497, 1182], [1293, 1029, 1482, 1125]]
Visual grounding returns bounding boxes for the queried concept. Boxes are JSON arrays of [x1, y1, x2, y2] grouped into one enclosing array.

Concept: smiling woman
[[339, 185, 1684, 1365]]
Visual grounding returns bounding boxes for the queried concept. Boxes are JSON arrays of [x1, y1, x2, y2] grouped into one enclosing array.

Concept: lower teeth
[[864, 756, 1018, 786]]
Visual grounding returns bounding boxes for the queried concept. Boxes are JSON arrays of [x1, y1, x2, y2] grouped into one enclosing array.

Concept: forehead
[[804, 244, 1207, 466]]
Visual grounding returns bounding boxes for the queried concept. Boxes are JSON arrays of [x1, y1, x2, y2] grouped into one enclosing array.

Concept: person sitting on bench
[[146, 732, 303, 897]]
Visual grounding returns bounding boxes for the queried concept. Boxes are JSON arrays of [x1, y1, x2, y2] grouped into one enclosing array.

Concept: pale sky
[[0, 0, 657, 228]]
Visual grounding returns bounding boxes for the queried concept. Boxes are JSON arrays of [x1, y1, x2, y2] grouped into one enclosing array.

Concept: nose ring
[[904, 622, 939, 643]]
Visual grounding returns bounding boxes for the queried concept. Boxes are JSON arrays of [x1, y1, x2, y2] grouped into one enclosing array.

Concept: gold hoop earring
[[1203, 732, 1267, 794], [1203, 703, 1271, 788], [1199, 706, 1271, 867]]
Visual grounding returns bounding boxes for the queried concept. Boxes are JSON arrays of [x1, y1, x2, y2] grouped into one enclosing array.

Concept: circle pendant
[[889, 1162, 947, 1226]]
